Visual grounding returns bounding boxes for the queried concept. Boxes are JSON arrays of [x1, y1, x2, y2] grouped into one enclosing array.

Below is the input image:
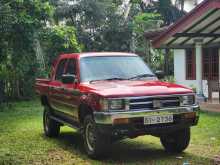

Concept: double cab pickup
[[36, 52, 199, 158]]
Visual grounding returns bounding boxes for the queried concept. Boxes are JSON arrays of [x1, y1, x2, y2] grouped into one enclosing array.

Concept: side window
[[55, 59, 67, 81], [65, 59, 77, 75]]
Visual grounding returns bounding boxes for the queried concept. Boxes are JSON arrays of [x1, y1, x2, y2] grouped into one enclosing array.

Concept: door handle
[[49, 86, 64, 91]]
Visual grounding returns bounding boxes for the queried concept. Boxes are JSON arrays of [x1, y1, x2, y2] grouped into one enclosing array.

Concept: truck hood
[[80, 80, 193, 97]]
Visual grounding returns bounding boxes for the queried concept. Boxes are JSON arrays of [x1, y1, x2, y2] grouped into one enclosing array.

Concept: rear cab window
[[65, 59, 77, 75], [55, 59, 67, 81]]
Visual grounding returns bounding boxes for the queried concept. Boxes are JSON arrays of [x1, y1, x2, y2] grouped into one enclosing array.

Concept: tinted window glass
[[55, 59, 67, 80], [66, 59, 76, 75], [80, 56, 154, 82]]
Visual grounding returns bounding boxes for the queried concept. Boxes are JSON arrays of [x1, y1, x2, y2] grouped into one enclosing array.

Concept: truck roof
[[59, 52, 138, 59]]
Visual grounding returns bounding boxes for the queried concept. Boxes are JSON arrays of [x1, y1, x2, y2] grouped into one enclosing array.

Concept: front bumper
[[94, 105, 199, 124], [93, 105, 199, 137]]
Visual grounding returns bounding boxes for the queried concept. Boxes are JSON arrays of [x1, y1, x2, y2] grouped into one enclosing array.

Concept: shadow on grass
[[43, 130, 213, 164], [57, 131, 85, 154]]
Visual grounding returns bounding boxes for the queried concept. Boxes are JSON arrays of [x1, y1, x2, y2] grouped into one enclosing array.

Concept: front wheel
[[83, 115, 110, 159], [160, 127, 190, 153], [43, 107, 60, 137]]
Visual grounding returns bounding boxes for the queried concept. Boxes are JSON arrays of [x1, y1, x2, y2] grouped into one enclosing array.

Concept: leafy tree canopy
[[0, 0, 187, 102]]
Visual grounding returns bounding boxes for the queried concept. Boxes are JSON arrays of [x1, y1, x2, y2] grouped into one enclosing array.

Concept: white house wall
[[173, 49, 208, 97]]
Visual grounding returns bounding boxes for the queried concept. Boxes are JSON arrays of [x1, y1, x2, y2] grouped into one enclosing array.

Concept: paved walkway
[[200, 99, 220, 113]]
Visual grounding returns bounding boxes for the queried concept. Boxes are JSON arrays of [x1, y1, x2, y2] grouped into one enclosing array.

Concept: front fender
[[79, 93, 101, 112]]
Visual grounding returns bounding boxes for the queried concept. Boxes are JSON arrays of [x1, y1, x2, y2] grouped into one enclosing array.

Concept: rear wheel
[[43, 107, 60, 137], [83, 115, 110, 159], [160, 127, 190, 153]]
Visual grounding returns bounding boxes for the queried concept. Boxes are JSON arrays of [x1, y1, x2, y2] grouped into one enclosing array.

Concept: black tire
[[83, 115, 110, 159], [160, 127, 190, 153], [43, 107, 60, 137]]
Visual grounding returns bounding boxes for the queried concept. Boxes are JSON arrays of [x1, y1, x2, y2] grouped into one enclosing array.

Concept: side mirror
[[155, 70, 164, 79], [61, 74, 76, 84]]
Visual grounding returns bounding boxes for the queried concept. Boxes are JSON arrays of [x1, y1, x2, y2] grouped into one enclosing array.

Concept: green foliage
[[128, 0, 184, 73], [40, 25, 81, 64], [0, 0, 83, 102], [131, 0, 185, 25], [190, 84, 197, 93], [0, 1, 55, 101], [131, 12, 163, 69], [133, 13, 162, 34], [157, 0, 184, 25], [149, 49, 165, 70], [131, 0, 142, 3], [0, 0, 187, 103], [56, 0, 132, 51], [163, 76, 176, 83], [130, 0, 182, 72]]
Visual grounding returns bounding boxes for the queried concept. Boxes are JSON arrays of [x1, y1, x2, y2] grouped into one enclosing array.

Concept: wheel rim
[[85, 122, 95, 151]]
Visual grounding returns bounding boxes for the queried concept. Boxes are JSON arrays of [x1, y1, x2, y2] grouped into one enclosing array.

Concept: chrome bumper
[[94, 105, 199, 124]]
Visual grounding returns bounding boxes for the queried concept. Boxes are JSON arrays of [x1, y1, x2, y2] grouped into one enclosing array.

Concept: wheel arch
[[78, 103, 94, 124]]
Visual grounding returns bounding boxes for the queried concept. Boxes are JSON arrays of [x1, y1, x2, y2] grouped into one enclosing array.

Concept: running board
[[50, 115, 80, 130]]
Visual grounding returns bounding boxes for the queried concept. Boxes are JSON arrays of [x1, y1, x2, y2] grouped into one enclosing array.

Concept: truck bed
[[35, 78, 51, 96]]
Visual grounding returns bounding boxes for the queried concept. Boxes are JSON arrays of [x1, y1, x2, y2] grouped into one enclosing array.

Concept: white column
[[195, 41, 203, 95]]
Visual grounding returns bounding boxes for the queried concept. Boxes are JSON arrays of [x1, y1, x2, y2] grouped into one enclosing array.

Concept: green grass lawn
[[0, 100, 220, 165]]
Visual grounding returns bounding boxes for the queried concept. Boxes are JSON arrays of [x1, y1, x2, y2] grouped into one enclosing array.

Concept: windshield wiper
[[90, 77, 127, 83], [128, 74, 155, 80]]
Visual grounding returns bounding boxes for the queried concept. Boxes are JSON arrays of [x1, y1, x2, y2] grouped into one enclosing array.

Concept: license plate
[[144, 115, 173, 125]]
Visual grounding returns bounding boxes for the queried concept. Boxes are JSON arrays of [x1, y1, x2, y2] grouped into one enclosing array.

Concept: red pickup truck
[[36, 52, 199, 158]]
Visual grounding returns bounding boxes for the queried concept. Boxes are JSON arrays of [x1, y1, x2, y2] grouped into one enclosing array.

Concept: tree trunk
[[16, 79, 21, 99], [180, 0, 184, 12], [0, 80, 4, 104], [164, 48, 170, 76], [143, 39, 151, 65]]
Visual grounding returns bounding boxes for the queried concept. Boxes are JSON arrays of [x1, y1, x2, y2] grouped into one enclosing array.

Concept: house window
[[202, 48, 219, 80], [185, 48, 196, 80]]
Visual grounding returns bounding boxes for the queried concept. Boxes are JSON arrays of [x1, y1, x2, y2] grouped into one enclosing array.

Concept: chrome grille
[[129, 96, 180, 110]]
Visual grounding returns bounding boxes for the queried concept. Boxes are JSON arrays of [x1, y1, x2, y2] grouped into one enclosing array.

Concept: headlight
[[99, 98, 109, 111], [109, 99, 124, 110], [99, 98, 129, 111], [180, 95, 195, 106]]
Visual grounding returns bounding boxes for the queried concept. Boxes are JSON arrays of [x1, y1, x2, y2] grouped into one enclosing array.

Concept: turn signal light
[[113, 118, 129, 125], [184, 112, 196, 119]]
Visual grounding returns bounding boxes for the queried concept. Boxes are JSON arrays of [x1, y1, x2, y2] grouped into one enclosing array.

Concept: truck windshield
[[80, 56, 155, 82]]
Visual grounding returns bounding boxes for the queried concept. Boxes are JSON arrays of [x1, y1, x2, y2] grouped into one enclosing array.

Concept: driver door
[[61, 58, 80, 121], [49, 58, 68, 113]]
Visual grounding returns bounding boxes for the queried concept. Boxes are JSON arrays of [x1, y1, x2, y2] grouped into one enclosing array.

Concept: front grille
[[129, 96, 180, 110]]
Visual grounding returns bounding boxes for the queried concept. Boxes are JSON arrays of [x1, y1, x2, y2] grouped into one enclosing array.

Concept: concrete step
[[200, 102, 220, 113]]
